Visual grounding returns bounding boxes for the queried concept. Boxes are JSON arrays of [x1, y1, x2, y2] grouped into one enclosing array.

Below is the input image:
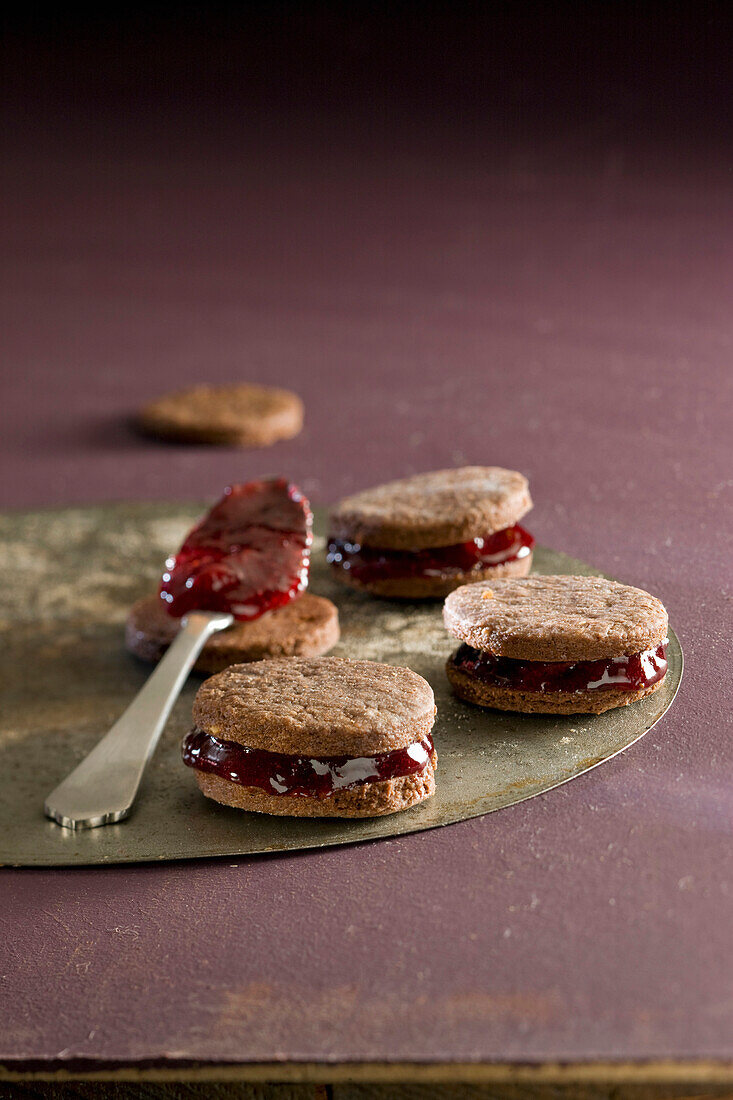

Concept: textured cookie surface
[[194, 750, 437, 818], [329, 466, 532, 550], [126, 593, 339, 672], [193, 656, 436, 756], [443, 575, 668, 661], [137, 383, 303, 446], [333, 551, 532, 600], [446, 662, 665, 715]]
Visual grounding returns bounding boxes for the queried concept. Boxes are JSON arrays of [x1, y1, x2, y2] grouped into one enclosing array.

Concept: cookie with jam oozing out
[[327, 466, 534, 599], [183, 657, 437, 818], [443, 574, 669, 715]]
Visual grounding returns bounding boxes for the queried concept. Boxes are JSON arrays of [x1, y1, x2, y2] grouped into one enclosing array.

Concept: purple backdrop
[[1, 5, 732, 1072]]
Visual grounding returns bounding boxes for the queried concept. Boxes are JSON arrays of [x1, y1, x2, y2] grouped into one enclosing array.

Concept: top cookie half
[[329, 467, 532, 550], [193, 656, 437, 756], [443, 575, 668, 661]]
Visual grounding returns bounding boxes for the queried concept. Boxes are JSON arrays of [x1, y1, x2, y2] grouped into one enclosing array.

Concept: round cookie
[[126, 593, 339, 673], [329, 466, 532, 550], [137, 383, 303, 446], [443, 575, 669, 715], [184, 656, 438, 817], [328, 466, 533, 599]]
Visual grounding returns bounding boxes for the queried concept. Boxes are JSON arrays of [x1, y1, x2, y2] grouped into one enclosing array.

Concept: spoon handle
[[44, 610, 233, 830]]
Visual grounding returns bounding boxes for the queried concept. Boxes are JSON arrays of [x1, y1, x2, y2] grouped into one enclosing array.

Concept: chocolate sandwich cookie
[[137, 383, 303, 446], [183, 656, 437, 817], [126, 592, 340, 674], [327, 466, 534, 598], [444, 575, 668, 715]]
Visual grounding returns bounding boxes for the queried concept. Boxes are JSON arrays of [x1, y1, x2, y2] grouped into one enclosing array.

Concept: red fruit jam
[[450, 642, 668, 695], [326, 524, 534, 584], [182, 728, 434, 799], [160, 478, 312, 620]]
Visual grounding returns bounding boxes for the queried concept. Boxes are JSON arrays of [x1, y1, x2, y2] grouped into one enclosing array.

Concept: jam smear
[[327, 524, 534, 583], [183, 728, 434, 798], [160, 478, 312, 620], [450, 642, 668, 694]]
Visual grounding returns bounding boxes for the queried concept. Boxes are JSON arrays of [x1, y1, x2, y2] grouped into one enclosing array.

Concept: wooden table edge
[[1, 1058, 732, 1085]]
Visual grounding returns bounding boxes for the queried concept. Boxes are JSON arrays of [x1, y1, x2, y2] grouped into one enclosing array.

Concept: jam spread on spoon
[[182, 728, 434, 798], [160, 478, 312, 619], [450, 642, 668, 694], [326, 524, 534, 584]]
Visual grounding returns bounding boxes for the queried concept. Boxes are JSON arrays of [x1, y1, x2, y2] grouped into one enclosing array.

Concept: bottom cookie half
[[334, 552, 532, 600], [126, 593, 340, 673], [446, 662, 666, 715], [192, 751, 437, 818]]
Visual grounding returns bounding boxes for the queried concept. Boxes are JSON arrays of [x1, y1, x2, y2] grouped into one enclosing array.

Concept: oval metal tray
[[0, 502, 682, 866]]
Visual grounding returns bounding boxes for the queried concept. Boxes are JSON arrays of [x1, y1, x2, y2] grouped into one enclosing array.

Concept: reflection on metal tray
[[0, 502, 682, 867]]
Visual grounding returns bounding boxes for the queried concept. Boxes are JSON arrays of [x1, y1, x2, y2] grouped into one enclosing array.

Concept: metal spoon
[[44, 610, 233, 830]]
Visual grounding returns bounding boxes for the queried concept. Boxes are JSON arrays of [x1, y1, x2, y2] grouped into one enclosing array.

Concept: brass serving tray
[[0, 502, 682, 867]]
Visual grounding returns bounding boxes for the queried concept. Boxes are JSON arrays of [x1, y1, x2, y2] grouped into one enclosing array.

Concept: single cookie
[[183, 656, 437, 817], [126, 592, 340, 673], [137, 383, 303, 446], [327, 467, 533, 599], [443, 575, 669, 715]]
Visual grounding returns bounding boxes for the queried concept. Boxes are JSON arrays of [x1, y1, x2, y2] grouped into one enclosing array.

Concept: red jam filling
[[182, 728, 434, 799], [160, 478, 312, 620], [450, 642, 668, 694], [326, 524, 534, 584]]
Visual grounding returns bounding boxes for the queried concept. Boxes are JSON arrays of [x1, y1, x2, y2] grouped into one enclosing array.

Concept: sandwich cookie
[[137, 383, 303, 447], [444, 575, 668, 714], [183, 656, 437, 817], [327, 466, 534, 599], [126, 592, 340, 674]]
